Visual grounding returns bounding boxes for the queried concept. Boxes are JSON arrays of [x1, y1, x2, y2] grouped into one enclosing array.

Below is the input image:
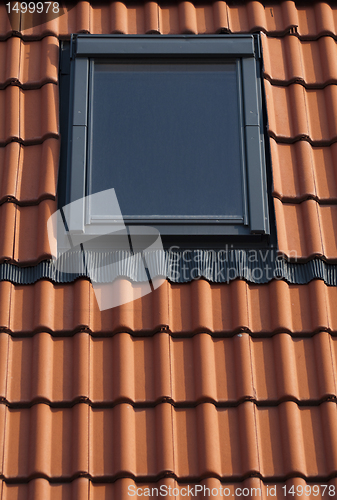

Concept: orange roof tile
[[262, 34, 337, 87], [275, 199, 337, 259], [0, 139, 58, 204], [271, 139, 337, 202], [0, 37, 59, 89], [266, 82, 337, 144], [0, 84, 58, 145]]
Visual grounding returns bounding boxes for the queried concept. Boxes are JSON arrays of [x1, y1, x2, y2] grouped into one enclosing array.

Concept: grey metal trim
[[65, 34, 270, 237], [245, 125, 266, 233], [69, 125, 86, 232], [241, 56, 269, 234], [72, 58, 89, 126], [75, 35, 255, 58], [1, 252, 337, 285], [241, 58, 259, 126]]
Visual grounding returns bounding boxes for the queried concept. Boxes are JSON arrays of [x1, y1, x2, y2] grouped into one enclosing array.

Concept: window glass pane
[[90, 61, 244, 219]]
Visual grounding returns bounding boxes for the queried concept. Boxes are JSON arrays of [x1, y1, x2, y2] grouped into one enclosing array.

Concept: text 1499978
[[6, 2, 59, 14]]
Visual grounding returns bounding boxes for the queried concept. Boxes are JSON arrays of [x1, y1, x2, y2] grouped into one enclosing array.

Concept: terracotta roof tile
[[274, 200, 337, 259], [270, 139, 337, 202], [274, 198, 322, 258], [296, 2, 337, 39], [0, 279, 336, 335], [1, 478, 89, 500], [19, 84, 59, 143], [265, 82, 337, 143], [1, 401, 336, 480], [3, 403, 89, 479], [13, 199, 56, 263], [1, 330, 335, 406], [0, 37, 59, 89], [0, 84, 58, 145], [262, 34, 337, 86], [0, 139, 58, 204]]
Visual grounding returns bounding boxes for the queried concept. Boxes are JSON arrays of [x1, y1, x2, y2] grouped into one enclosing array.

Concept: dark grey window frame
[[65, 34, 269, 238]]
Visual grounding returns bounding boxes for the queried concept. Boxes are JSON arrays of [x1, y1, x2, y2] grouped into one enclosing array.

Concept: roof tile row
[[1, 2, 337, 39], [1, 331, 336, 405], [2, 477, 337, 500], [1, 279, 337, 335], [2, 197, 337, 262], [1, 401, 336, 480], [6, 61, 337, 151]]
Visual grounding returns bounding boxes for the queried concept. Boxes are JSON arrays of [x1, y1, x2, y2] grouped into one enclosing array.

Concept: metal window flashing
[[74, 34, 256, 58], [1, 253, 337, 286]]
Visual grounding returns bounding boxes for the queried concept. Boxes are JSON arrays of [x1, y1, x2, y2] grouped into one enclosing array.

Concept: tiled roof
[[1, 1, 337, 499]]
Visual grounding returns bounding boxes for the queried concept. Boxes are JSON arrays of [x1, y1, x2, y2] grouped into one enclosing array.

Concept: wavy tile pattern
[[266, 82, 337, 144], [0, 278, 336, 335], [0, 36, 59, 209], [0, 140, 58, 204], [0, 2, 334, 39], [274, 199, 337, 259], [262, 34, 337, 87], [0, 331, 336, 405], [0, 36, 58, 89], [1, 401, 337, 480], [0, 84, 58, 145], [270, 139, 337, 202]]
